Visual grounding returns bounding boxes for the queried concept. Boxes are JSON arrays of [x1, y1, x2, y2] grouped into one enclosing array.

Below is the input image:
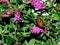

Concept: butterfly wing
[[36, 16, 50, 37], [36, 15, 45, 28], [0, 0, 3, 3]]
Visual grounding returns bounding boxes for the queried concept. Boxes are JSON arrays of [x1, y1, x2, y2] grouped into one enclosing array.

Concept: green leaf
[[6, 36, 14, 45], [51, 12, 60, 20], [4, 43, 7, 45], [10, 0, 17, 3], [19, 4, 26, 11], [23, 40, 28, 45], [0, 27, 2, 34], [22, 27, 28, 31], [29, 39, 35, 45]]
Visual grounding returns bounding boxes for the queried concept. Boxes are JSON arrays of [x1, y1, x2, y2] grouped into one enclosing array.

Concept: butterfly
[[36, 15, 45, 28], [36, 15, 50, 37]]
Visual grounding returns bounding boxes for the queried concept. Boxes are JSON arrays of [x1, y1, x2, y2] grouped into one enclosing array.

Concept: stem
[[14, 28, 19, 45], [7, 1, 12, 9]]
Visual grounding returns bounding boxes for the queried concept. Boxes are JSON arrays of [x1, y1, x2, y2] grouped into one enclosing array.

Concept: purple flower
[[13, 9, 21, 23], [3, 0, 8, 4], [31, 0, 45, 10], [30, 25, 43, 34]]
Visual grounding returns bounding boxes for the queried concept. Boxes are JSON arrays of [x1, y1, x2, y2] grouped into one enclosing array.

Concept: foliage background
[[0, 0, 60, 45]]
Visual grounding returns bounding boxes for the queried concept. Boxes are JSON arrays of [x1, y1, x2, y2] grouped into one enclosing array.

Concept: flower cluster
[[31, 0, 45, 10], [2, 0, 8, 4], [13, 9, 21, 23], [26, 0, 45, 10], [30, 25, 43, 34], [0, 0, 46, 34]]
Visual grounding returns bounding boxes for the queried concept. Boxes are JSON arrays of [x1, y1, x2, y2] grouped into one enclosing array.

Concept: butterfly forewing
[[36, 16, 45, 28]]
